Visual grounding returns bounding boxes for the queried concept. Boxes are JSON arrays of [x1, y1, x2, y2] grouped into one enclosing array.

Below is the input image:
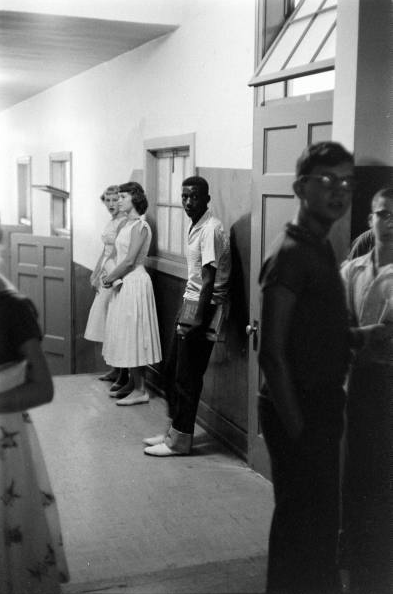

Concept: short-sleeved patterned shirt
[[259, 223, 350, 393], [184, 210, 231, 305]]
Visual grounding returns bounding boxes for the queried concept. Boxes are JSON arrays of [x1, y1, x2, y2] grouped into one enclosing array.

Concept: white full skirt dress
[[102, 218, 162, 368], [0, 361, 69, 594], [84, 215, 126, 342]]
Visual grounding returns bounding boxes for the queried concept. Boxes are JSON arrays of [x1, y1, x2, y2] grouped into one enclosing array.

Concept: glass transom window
[[250, 0, 337, 87]]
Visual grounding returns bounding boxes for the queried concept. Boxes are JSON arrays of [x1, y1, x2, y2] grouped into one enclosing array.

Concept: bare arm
[[90, 248, 105, 288], [183, 263, 216, 339], [0, 339, 54, 413], [103, 224, 148, 285], [258, 285, 304, 440]]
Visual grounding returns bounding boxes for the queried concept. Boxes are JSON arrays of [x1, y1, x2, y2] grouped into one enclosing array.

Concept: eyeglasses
[[374, 209, 393, 222], [299, 174, 356, 192]]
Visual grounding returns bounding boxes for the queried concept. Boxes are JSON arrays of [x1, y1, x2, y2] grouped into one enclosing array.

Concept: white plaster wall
[[1, 0, 184, 25], [0, 0, 254, 269]]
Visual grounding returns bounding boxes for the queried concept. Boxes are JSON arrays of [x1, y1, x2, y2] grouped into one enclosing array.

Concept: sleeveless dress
[[84, 215, 126, 342], [0, 288, 69, 593], [102, 218, 162, 368]]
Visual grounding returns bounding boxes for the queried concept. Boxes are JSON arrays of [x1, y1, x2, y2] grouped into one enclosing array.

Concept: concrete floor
[[31, 374, 274, 594]]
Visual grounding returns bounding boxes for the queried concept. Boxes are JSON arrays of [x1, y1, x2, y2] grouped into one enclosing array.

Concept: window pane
[[63, 161, 70, 192], [51, 162, 63, 188], [157, 206, 169, 251], [169, 207, 183, 255], [286, 10, 336, 68], [264, 81, 286, 102], [17, 162, 31, 220], [315, 25, 336, 61], [295, 0, 324, 20], [183, 155, 191, 178], [157, 156, 170, 203], [287, 70, 335, 96], [259, 18, 311, 74], [171, 155, 185, 205]]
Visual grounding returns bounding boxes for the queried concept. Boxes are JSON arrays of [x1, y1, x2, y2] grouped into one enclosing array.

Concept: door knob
[[246, 320, 259, 351], [246, 323, 258, 336]]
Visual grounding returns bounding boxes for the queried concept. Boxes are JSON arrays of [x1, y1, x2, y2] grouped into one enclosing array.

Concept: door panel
[[11, 234, 72, 375], [249, 92, 333, 476]]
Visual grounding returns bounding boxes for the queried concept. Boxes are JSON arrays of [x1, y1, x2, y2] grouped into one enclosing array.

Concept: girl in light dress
[[0, 224, 69, 593], [102, 182, 162, 405], [84, 185, 128, 388]]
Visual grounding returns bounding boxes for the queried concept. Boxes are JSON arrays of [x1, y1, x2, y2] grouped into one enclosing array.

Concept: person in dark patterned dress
[[0, 225, 69, 593]]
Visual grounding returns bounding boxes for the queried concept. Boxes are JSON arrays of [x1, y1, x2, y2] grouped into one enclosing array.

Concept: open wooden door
[[11, 234, 72, 375], [248, 92, 333, 476]]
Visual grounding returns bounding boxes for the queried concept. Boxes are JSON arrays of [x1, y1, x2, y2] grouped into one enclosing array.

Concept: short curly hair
[[118, 181, 148, 215], [100, 185, 119, 202], [182, 176, 209, 196]]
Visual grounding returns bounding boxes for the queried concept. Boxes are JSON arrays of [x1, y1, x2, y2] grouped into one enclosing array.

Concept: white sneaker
[[116, 392, 149, 406], [144, 443, 188, 456], [142, 434, 166, 446]]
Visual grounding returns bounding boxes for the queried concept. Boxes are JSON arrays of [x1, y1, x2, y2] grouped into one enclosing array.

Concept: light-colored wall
[[0, 0, 254, 269]]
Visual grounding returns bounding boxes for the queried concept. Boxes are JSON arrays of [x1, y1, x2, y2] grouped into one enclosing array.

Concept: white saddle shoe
[[142, 434, 166, 446], [144, 443, 188, 456]]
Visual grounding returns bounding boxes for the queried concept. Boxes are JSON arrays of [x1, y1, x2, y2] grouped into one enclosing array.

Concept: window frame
[[144, 133, 196, 279], [49, 151, 72, 237]]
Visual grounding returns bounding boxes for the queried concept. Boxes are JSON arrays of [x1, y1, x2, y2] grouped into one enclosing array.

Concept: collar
[[189, 209, 211, 233], [349, 250, 374, 271], [285, 222, 330, 248]]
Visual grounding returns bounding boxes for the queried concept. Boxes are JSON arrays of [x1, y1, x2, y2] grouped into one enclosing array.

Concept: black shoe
[[109, 381, 126, 392], [98, 370, 118, 382]]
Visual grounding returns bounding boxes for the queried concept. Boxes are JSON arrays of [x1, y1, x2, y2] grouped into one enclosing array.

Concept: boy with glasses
[[340, 188, 393, 594], [258, 141, 362, 594]]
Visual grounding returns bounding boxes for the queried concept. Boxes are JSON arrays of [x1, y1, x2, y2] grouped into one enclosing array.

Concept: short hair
[[118, 181, 148, 215], [182, 176, 209, 196], [296, 141, 354, 177], [371, 187, 393, 211], [100, 185, 119, 202]]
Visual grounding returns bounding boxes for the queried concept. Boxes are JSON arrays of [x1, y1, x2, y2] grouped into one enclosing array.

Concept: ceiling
[[0, 10, 177, 112]]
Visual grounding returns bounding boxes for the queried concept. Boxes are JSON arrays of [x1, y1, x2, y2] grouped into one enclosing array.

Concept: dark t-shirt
[[259, 223, 350, 393], [0, 290, 42, 365]]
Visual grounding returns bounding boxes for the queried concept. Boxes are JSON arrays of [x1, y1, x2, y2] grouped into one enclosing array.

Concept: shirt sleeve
[[11, 296, 42, 351], [200, 224, 222, 269], [259, 243, 309, 296]]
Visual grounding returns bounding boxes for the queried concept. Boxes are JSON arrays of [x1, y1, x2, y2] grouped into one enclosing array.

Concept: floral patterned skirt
[[0, 361, 69, 593]]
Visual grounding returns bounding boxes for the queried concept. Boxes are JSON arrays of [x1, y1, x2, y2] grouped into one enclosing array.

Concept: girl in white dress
[[102, 182, 162, 405], [84, 186, 128, 385]]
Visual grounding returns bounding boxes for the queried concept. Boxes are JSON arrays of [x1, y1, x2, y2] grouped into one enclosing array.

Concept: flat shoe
[[109, 390, 130, 399], [109, 381, 128, 392], [116, 393, 149, 406], [98, 371, 118, 382], [142, 434, 166, 446], [144, 443, 188, 456]]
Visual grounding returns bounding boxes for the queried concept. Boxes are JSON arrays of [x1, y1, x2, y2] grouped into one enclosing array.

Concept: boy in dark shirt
[[259, 142, 354, 594]]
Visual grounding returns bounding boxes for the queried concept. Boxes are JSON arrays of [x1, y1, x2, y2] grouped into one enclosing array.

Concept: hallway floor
[[31, 374, 274, 594]]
